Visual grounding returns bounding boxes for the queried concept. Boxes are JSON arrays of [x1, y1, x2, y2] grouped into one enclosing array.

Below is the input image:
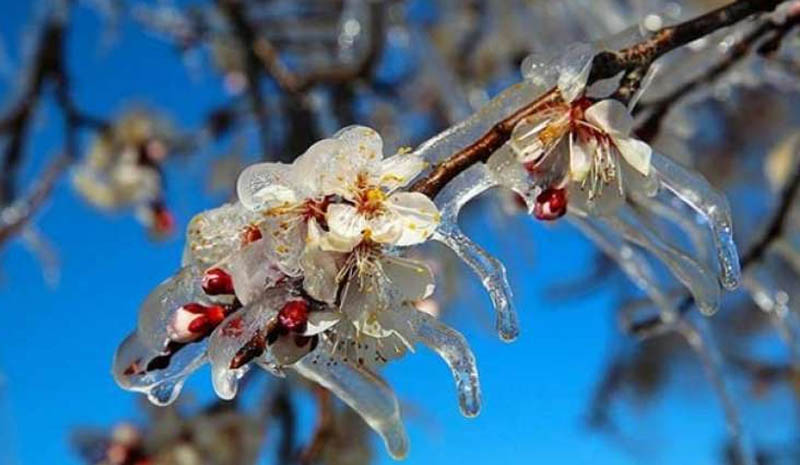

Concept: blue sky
[[0, 2, 751, 465]]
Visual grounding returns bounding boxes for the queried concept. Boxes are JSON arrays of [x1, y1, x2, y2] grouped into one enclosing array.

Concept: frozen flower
[[509, 97, 653, 217]]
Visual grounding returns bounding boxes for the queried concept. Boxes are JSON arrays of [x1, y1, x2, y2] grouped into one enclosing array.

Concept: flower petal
[[182, 203, 260, 268], [584, 99, 635, 136], [380, 255, 435, 301], [319, 126, 385, 198], [300, 245, 342, 304], [385, 192, 441, 246], [236, 163, 297, 212], [222, 239, 287, 306], [325, 203, 368, 251], [612, 134, 652, 177], [373, 153, 427, 192], [303, 310, 342, 335], [569, 133, 593, 182]]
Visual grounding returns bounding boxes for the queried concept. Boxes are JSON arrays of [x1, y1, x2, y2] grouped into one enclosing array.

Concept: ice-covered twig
[[409, 0, 785, 200], [433, 164, 519, 341]]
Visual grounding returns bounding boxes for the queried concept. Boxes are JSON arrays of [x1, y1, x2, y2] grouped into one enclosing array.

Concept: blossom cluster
[[72, 111, 175, 237], [114, 44, 745, 459], [114, 126, 478, 459]]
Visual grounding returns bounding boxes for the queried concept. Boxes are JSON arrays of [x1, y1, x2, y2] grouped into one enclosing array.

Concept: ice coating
[[409, 78, 549, 165], [651, 152, 741, 290], [136, 266, 206, 351], [606, 206, 721, 315], [406, 307, 481, 417], [181, 202, 260, 269], [631, 194, 711, 263], [294, 342, 409, 460], [207, 287, 288, 399], [112, 332, 207, 406], [222, 239, 287, 306], [433, 164, 519, 341], [568, 214, 676, 322]]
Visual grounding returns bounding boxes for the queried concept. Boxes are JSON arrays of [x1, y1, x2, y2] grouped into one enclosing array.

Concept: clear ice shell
[[136, 266, 206, 352], [605, 206, 721, 315], [404, 307, 482, 417], [651, 152, 741, 290], [433, 164, 519, 341], [207, 287, 288, 399], [112, 332, 207, 406], [181, 202, 261, 269], [293, 342, 410, 460], [222, 239, 287, 306], [568, 214, 676, 322]]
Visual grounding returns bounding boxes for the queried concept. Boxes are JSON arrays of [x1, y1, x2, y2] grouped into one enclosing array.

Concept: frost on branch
[[113, 126, 481, 459]]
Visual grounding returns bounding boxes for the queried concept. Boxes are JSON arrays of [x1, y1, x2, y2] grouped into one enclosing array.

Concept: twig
[[409, 0, 784, 199], [298, 385, 335, 465]]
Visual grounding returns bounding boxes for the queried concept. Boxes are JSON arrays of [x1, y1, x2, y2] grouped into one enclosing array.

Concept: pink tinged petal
[[385, 192, 441, 246], [236, 162, 297, 212], [207, 287, 290, 397], [293, 341, 410, 460], [325, 203, 368, 250], [112, 332, 207, 406], [583, 99, 635, 136], [569, 133, 593, 182], [612, 134, 652, 177], [381, 255, 435, 301], [137, 266, 206, 352], [374, 153, 427, 192]]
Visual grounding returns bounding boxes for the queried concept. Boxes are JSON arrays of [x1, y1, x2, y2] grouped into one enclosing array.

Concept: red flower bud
[[533, 187, 567, 221], [278, 300, 309, 333], [202, 267, 235, 295]]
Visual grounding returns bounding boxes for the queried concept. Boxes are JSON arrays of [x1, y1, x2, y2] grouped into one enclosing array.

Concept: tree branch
[[409, 0, 784, 199]]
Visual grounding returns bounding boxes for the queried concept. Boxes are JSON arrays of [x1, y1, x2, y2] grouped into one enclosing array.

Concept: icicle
[[568, 213, 676, 322], [207, 288, 287, 399], [606, 206, 721, 315], [676, 318, 756, 465], [112, 332, 207, 406], [630, 193, 710, 263], [401, 306, 481, 417], [294, 342, 409, 460], [650, 152, 741, 290], [433, 164, 519, 341]]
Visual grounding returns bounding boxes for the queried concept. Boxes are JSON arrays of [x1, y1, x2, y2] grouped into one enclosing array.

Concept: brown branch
[[297, 385, 335, 465], [409, 0, 784, 199]]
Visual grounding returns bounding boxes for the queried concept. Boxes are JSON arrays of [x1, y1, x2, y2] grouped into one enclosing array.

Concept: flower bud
[[277, 300, 309, 333], [533, 187, 567, 221], [202, 267, 235, 295], [167, 303, 227, 343]]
